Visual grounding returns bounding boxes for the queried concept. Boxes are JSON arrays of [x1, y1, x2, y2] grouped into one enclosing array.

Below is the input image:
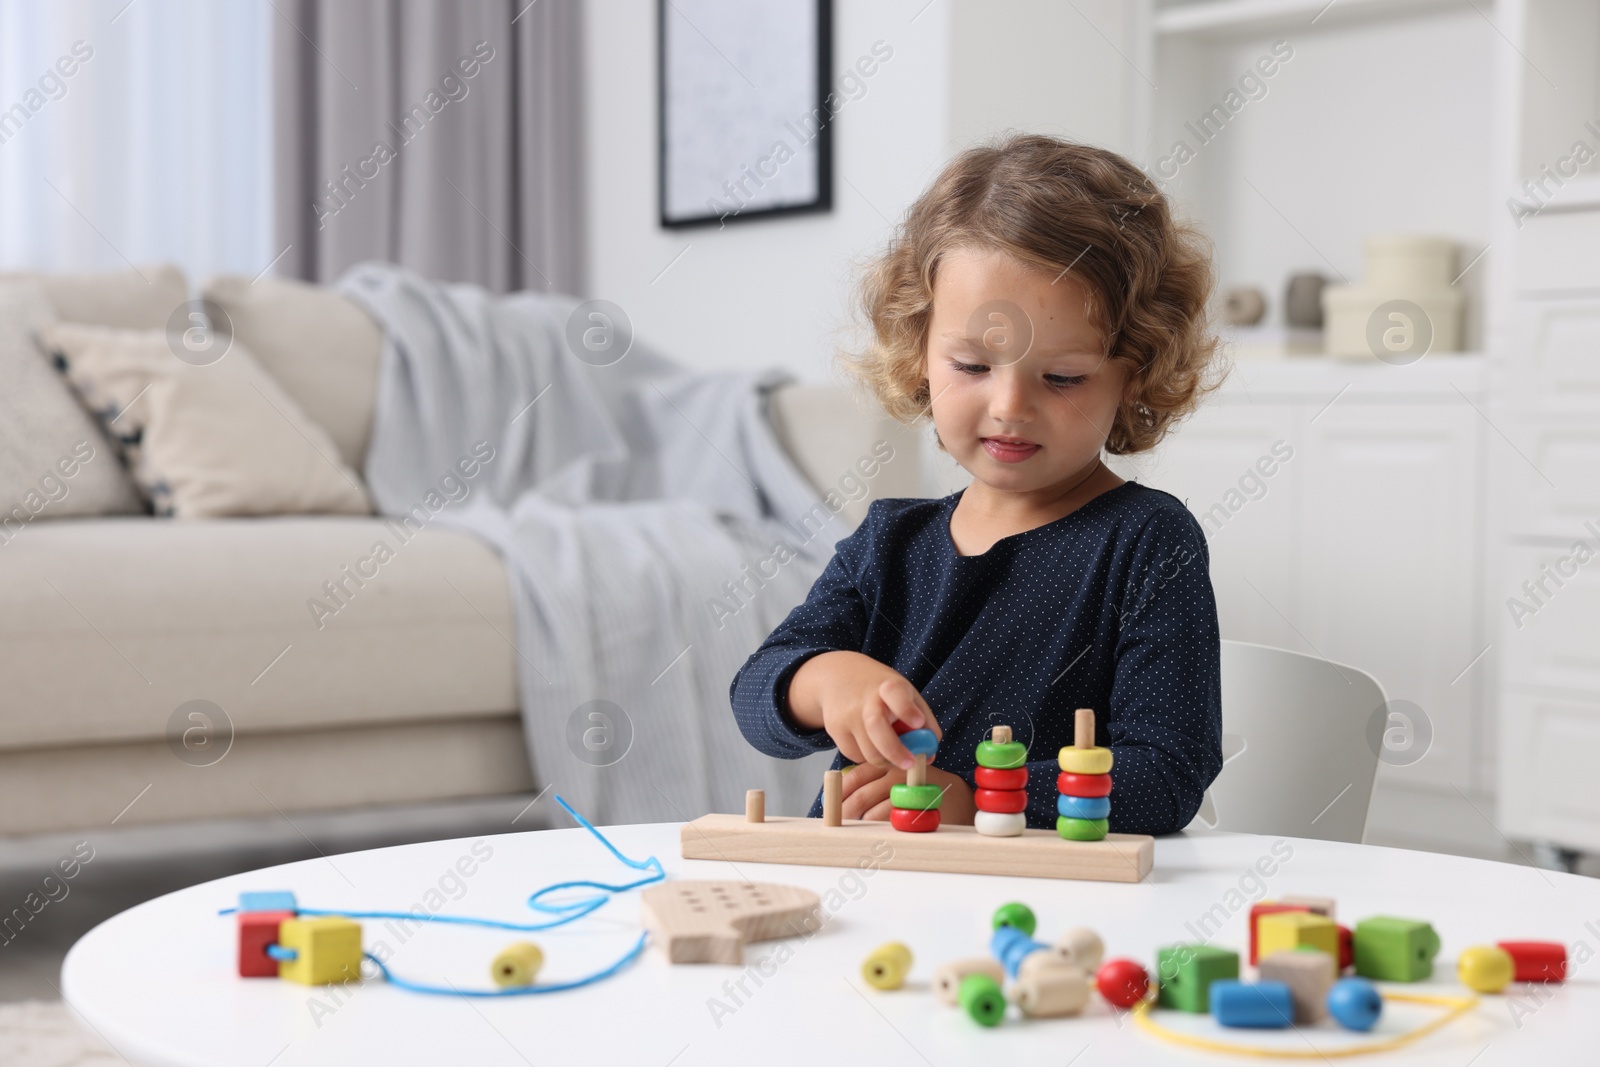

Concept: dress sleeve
[[728, 505, 877, 759], [1103, 505, 1225, 834]]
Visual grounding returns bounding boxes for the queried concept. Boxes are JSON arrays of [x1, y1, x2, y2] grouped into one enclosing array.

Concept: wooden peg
[[992, 725, 1013, 744], [745, 789, 765, 823], [908, 754, 927, 788], [1075, 708, 1095, 749], [823, 769, 843, 826]]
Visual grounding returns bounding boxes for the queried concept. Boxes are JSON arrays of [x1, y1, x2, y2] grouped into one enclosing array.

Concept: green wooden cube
[[1352, 916, 1440, 982], [1156, 944, 1240, 1013]]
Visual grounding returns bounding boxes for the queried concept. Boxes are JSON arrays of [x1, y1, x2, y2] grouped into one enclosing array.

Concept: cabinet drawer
[[1499, 299, 1600, 412], [1498, 689, 1600, 849], [1499, 542, 1600, 695], [1494, 417, 1600, 540], [1516, 208, 1600, 293]]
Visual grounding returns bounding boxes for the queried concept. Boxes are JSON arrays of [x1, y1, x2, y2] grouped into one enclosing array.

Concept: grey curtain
[[272, 0, 585, 294]]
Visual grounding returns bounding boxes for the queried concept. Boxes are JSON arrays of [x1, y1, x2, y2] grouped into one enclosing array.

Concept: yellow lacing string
[[1130, 990, 1480, 1059]]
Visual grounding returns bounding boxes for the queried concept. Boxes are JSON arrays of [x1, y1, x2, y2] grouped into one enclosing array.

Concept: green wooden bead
[[889, 783, 943, 810], [1056, 816, 1108, 841], [959, 972, 1006, 1027], [991, 902, 1036, 938], [975, 739, 1027, 769]]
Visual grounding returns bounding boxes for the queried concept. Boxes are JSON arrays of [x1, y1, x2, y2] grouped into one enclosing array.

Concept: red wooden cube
[[238, 910, 294, 977]]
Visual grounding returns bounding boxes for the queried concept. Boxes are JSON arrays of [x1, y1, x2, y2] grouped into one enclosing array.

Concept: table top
[[62, 820, 1600, 1066]]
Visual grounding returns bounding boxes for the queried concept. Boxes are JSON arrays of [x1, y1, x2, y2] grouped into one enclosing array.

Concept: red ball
[[973, 787, 1027, 814], [974, 766, 1028, 790], [889, 806, 940, 833], [1095, 958, 1150, 1008], [1057, 771, 1112, 797]]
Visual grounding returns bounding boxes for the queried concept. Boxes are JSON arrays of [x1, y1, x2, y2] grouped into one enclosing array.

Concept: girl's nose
[[987, 369, 1034, 424]]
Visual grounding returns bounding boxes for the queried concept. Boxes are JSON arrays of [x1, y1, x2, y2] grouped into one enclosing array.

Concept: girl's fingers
[[863, 703, 914, 770], [862, 796, 894, 822], [842, 773, 895, 820], [841, 762, 887, 798], [879, 677, 942, 741]]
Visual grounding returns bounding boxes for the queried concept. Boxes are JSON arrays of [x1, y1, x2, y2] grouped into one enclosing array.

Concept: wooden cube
[[1257, 911, 1338, 960], [238, 890, 296, 914], [1353, 916, 1440, 982], [236, 910, 294, 978], [277, 916, 363, 986], [1259, 949, 1336, 1023], [1248, 902, 1308, 964], [1156, 944, 1239, 1013], [1279, 894, 1336, 921]]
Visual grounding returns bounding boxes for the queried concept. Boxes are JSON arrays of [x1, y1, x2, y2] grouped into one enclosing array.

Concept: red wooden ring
[[1056, 771, 1112, 797], [889, 806, 941, 833], [974, 766, 1028, 790], [974, 788, 1028, 814]]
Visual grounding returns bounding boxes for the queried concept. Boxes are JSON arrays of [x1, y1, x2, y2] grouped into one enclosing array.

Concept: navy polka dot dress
[[729, 481, 1223, 835]]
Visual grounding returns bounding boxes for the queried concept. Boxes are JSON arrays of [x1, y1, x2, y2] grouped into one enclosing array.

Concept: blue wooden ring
[[899, 728, 938, 758], [1056, 794, 1111, 820]]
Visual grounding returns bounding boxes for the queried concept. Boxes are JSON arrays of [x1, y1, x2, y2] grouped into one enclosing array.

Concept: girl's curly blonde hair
[[842, 133, 1224, 455]]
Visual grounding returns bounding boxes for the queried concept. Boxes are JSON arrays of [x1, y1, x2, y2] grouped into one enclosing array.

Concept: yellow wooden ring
[[1131, 989, 1479, 1059], [1058, 746, 1113, 774]]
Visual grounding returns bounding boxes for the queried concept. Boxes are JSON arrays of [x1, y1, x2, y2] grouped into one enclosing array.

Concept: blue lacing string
[[222, 795, 663, 995]]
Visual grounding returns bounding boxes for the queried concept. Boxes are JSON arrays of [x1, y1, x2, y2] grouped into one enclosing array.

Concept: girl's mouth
[[981, 437, 1040, 463]]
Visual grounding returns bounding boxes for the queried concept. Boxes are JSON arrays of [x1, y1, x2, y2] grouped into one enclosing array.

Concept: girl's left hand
[[839, 762, 977, 825]]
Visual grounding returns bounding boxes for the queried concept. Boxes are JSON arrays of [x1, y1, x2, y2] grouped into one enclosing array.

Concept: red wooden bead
[[975, 766, 1028, 790], [1095, 958, 1149, 1008], [889, 806, 941, 833], [1338, 924, 1354, 971], [1497, 941, 1567, 982], [237, 910, 294, 978], [974, 787, 1027, 814], [1056, 771, 1112, 797], [1248, 903, 1308, 965], [892, 719, 912, 735]]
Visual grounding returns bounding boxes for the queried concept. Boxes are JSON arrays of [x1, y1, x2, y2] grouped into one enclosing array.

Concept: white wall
[[581, 0, 951, 383]]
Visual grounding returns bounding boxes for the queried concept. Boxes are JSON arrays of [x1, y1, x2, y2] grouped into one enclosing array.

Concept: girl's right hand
[[786, 651, 941, 770]]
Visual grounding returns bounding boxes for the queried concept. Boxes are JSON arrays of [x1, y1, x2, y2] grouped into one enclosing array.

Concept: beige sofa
[[0, 268, 921, 836]]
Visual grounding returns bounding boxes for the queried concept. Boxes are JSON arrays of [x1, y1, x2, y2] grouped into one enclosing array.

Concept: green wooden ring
[[889, 783, 943, 810], [1056, 816, 1109, 841], [975, 739, 1027, 769], [991, 902, 1037, 938]]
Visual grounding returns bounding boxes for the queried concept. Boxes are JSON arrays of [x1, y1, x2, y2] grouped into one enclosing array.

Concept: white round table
[[61, 821, 1598, 1066]]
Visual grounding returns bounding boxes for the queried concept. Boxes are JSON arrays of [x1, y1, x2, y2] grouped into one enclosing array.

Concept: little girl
[[729, 134, 1224, 836]]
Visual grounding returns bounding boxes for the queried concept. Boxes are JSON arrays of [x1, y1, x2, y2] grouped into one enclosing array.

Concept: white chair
[[1190, 640, 1387, 844]]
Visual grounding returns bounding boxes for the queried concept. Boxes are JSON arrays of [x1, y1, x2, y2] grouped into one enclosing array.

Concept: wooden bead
[[889, 805, 940, 832], [237, 910, 294, 978], [974, 787, 1027, 813], [238, 891, 296, 914], [1497, 940, 1567, 982], [1257, 911, 1338, 961], [899, 728, 938, 758], [1248, 902, 1309, 965], [1210, 979, 1292, 1029], [1458, 945, 1514, 993], [1050, 926, 1104, 973], [1056, 771, 1112, 797], [934, 956, 1003, 1006], [745, 789, 764, 823], [823, 769, 842, 827], [1156, 944, 1240, 1013], [889, 783, 943, 810], [1011, 964, 1089, 1017], [1338, 924, 1353, 971], [1327, 977, 1382, 1031], [1017, 950, 1077, 983], [1279, 894, 1336, 920], [1352, 916, 1440, 982], [991, 902, 1036, 937], [1056, 794, 1110, 820], [276, 916, 363, 986], [974, 766, 1027, 790], [1095, 958, 1150, 1008], [1058, 746, 1113, 775], [1055, 816, 1107, 841], [973, 810, 1026, 837], [861, 941, 913, 990], [1259, 949, 1335, 1023], [491, 941, 544, 987], [975, 738, 1027, 769], [959, 972, 1007, 1026]]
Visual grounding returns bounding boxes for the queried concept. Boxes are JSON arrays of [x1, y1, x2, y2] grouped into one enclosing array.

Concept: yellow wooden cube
[[277, 916, 363, 986], [1256, 911, 1338, 960]]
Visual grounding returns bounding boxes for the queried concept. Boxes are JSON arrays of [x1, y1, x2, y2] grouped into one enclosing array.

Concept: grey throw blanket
[[338, 262, 844, 824]]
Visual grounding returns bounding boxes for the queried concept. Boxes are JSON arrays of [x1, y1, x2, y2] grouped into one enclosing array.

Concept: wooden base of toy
[[681, 814, 1153, 883]]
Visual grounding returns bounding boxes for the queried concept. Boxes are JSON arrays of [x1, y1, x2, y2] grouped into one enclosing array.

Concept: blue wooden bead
[[1056, 794, 1111, 820], [899, 728, 938, 757], [239, 891, 297, 914], [991, 925, 1046, 977], [1210, 980, 1293, 1028], [1327, 978, 1383, 1031]]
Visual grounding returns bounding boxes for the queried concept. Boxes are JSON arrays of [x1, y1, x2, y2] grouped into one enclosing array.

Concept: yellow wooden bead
[[491, 941, 545, 987], [277, 917, 363, 986], [1058, 746, 1113, 775], [1257, 911, 1339, 960], [862, 941, 913, 990], [1458, 945, 1514, 993]]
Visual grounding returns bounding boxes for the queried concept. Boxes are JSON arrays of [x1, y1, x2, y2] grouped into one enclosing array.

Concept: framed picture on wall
[[658, 0, 833, 229]]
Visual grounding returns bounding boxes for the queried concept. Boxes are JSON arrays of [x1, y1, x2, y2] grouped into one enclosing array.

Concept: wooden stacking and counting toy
[[1058, 707, 1112, 841], [973, 725, 1028, 837]]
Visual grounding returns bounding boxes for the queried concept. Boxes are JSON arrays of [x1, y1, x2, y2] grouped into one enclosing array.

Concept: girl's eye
[[1046, 374, 1088, 388], [953, 361, 988, 375]]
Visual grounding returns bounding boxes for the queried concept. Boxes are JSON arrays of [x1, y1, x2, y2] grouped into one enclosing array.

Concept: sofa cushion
[[38, 322, 373, 518], [0, 280, 145, 525], [0, 517, 516, 751], [0, 264, 189, 329], [201, 275, 383, 470]]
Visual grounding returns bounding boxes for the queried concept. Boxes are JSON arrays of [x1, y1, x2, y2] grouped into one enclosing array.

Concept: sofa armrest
[[766, 383, 923, 527]]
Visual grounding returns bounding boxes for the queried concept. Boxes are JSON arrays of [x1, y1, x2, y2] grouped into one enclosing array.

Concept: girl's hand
[[840, 762, 977, 825], [787, 651, 942, 771]]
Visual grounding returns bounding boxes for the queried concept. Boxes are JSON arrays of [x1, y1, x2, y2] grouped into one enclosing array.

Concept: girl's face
[[925, 246, 1129, 495]]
